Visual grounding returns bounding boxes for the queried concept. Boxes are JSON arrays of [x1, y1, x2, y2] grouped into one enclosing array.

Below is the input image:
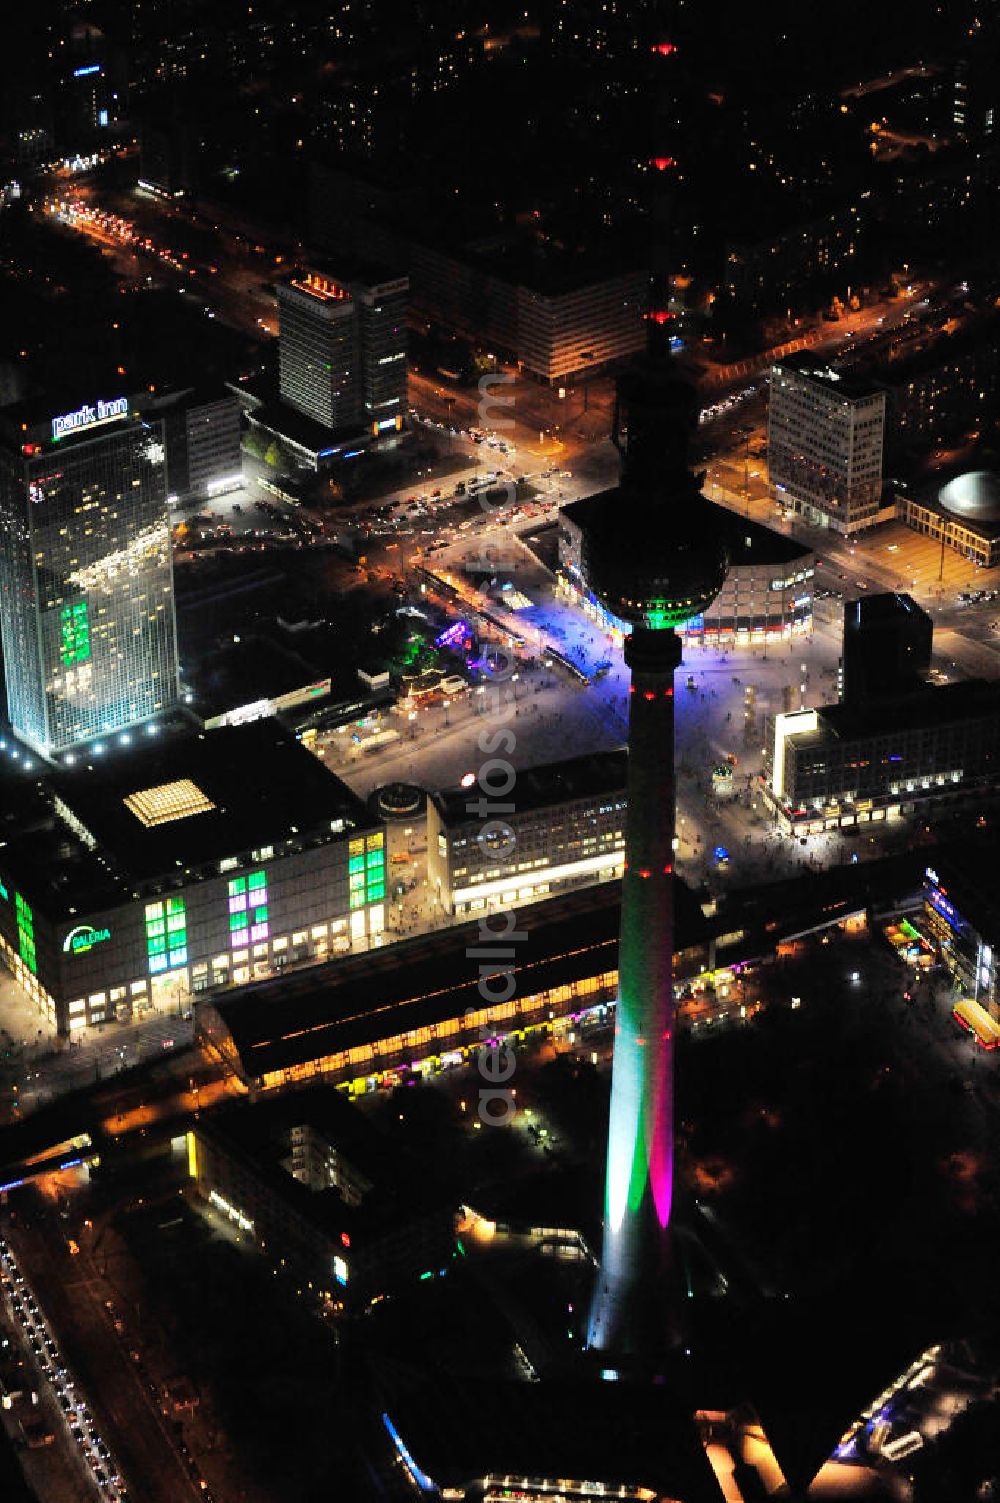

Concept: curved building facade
[[899, 468, 1000, 568], [559, 497, 814, 646]]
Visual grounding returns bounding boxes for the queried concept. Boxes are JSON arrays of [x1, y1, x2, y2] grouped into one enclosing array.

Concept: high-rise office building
[[277, 274, 361, 431], [768, 355, 888, 535], [276, 266, 407, 435], [0, 394, 180, 758], [353, 273, 408, 428], [841, 592, 932, 707]]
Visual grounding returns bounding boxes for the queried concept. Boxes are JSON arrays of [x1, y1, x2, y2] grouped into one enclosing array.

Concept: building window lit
[[145, 896, 187, 972], [229, 869, 268, 948], [15, 892, 36, 975]]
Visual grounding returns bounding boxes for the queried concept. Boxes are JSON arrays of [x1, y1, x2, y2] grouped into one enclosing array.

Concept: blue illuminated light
[[435, 620, 470, 649], [381, 1414, 435, 1492], [73, 63, 101, 77]]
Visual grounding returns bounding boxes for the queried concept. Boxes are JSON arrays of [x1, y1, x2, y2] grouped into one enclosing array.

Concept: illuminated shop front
[[0, 722, 386, 1034], [923, 860, 1000, 1020]]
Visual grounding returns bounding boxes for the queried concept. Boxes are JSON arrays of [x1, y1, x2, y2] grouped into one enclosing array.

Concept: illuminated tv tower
[[585, 22, 728, 1364]]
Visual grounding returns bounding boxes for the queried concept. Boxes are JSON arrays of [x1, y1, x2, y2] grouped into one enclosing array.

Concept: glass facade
[[229, 870, 269, 949], [0, 416, 180, 756], [145, 896, 187, 973], [15, 892, 36, 975], [277, 281, 362, 431], [349, 833, 384, 909]]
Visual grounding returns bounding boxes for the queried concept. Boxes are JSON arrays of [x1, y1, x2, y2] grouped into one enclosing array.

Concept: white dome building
[[898, 468, 1000, 569]]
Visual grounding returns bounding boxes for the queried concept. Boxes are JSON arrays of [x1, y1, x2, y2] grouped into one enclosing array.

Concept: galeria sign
[[63, 924, 111, 955]]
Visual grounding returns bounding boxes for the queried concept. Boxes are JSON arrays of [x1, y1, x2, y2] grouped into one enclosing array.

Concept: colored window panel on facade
[[60, 600, 90, 666], [365, 833, 385, 904], [15, 893, 36, 975], [146, 897, 187, 973], [228, 871, 267, 947]]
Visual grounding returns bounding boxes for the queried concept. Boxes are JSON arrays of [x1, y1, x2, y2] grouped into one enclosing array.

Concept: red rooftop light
[[651, 156, 677, 171], [652, 42, 677, 56]]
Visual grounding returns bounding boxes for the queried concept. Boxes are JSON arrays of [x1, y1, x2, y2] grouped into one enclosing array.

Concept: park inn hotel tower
[[0, 394, 180, 759]]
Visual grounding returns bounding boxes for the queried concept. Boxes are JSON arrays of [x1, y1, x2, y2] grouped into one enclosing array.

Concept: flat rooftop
[[0, 721, 373, 918], [282, 258, 407, 298], [200, 854, 926, 1085], [250, 401, 374, 457], [797, 679, 1000, 743], [772, 352, 883, 403], [845, 591, 928, 628], [431, 749, 627, 826], [189, 635, 329, 721], [195, 1087, 447, 1241]]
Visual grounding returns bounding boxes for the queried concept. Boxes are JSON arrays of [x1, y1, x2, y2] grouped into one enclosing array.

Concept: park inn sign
[[51, 396, 129, 443], [63, 924, 111, 955]]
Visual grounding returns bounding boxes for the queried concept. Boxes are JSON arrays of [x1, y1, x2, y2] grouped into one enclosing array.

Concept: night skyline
[[0, 1, 999, 1500]]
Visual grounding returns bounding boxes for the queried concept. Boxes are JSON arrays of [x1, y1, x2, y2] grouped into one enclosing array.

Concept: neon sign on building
[[51, 396, 129, 443], [63, 924, 111, 955]]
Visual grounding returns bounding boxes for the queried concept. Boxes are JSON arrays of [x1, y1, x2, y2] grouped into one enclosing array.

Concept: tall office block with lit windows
[[0, 397, 180, 758], [767, 355, 888, 536], [278, 273, 363, 431], [277, 265, 407, 436]]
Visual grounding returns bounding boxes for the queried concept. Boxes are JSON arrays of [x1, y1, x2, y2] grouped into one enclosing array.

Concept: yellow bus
[[952, 998, 1000, 1051]]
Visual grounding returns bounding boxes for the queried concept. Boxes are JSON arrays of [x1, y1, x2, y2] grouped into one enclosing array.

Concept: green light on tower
[[60, 600, 90, 666]]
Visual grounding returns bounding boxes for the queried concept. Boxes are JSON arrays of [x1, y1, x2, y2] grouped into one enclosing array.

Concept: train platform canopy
[[198, 849, 939, 1090], [198, 880, 711, 1087]]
